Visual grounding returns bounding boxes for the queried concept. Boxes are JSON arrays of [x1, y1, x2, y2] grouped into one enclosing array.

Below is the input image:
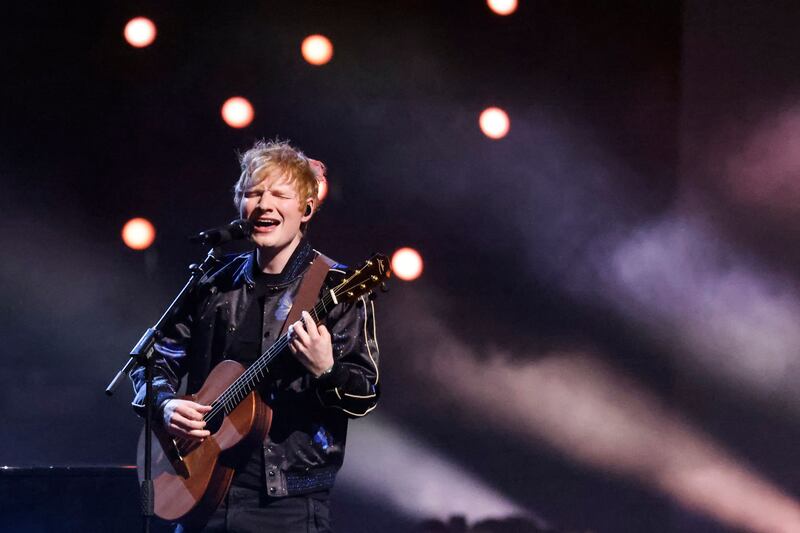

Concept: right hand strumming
[[162, 399, 212, 441]]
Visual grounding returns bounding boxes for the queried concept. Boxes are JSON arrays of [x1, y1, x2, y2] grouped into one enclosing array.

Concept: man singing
[[131, 140, 380, 532]]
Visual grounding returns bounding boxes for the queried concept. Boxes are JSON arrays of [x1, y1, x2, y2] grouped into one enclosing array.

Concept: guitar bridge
[[153, 426, 190, 478]]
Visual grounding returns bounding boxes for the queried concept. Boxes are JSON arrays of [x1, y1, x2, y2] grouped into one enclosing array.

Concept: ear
[[301, 199, 315, 222]]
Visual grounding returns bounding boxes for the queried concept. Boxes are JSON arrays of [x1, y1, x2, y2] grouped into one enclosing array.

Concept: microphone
[[189, 219, 253, 246]]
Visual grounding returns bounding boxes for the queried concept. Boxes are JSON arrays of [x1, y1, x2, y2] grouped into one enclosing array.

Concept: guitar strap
[[278, 252, 335, 336]]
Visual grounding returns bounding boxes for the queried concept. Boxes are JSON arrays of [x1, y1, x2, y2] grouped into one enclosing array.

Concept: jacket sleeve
[[129, 296, 196, 417], [315, 294, 380, 417]]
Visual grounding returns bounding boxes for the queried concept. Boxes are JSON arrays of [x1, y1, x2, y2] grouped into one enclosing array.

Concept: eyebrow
[[245, 183, 297, 194]]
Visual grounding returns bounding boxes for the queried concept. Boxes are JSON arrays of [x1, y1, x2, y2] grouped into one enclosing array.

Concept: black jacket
[[130, 240, 380, 496]]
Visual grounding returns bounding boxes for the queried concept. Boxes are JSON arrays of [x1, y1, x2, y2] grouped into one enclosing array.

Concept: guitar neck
[[207, 290, 339, 418], [202, 252, 390, 421]]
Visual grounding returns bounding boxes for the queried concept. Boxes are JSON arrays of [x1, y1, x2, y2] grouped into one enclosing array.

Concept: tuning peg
[[380, 282, 389, 293]]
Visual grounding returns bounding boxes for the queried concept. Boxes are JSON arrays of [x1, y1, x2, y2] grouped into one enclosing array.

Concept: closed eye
[[244, 190, 263, 198]]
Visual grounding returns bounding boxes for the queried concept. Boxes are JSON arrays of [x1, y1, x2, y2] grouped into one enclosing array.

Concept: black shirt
[[229, 267, 282, 490]]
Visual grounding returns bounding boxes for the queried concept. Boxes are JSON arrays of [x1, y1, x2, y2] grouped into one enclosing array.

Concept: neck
[[256, 233, 303, 274]]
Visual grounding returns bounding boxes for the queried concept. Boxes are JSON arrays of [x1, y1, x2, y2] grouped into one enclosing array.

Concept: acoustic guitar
[[136, 254, 390, 526]]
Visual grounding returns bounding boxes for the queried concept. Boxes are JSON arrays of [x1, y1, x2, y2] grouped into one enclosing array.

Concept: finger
[[165, 425, 187, 439], [188, 401, 212, 413], [175, 405, 204, 421], [172, 417, 206, 434], [293, 321, 311, 345], [317, 324, 330, 341], [291, 338, 305, 356], [167, 423, 195, 439], [172, 413, 207, 431], [302, 311, 319, 339], [168, 426, 209, 441], [292, 319, 307, 336]]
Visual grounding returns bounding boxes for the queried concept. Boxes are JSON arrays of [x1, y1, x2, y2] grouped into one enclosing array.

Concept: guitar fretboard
[[203, 289, 340, 422]]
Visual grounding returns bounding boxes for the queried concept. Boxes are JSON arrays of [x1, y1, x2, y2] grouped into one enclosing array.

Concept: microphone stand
[[105, 246, 223, 533]]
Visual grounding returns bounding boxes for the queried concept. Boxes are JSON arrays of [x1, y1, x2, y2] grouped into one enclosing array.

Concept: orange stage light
[[124, 17, 157, 48], [221, 97, 254, 129], [391, 247, 423, 281], [301, 35, 334, 66], [479, 107, 510, 139], [487, 0, 518, 16], [122, 218, 156, 250], [317, 177, 328, 202]]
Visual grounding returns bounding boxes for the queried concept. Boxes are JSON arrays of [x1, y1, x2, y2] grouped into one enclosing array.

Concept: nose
[[257, 191, 274, 212]]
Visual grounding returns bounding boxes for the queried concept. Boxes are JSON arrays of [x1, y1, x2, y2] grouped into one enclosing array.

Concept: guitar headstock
[[333, 253, 391, 304]]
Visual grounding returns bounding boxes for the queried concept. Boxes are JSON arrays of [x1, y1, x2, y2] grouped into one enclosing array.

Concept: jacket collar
[[239, 239, 317, 287]]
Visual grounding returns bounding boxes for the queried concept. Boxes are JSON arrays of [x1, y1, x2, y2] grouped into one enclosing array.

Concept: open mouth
[[254, 218, 279, 229]]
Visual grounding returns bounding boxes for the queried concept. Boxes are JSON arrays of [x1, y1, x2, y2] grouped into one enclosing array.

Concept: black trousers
[[176, 486, 333, 533]]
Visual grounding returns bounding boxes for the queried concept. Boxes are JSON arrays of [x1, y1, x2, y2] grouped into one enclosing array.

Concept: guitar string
[[201, 263, 382, 423], [173, 320, 299, 452], [203, 291, 337, 422], [213, 268, 377, 411], [216, 292, 331, 407], [171, 262, 384, 451], [208, 298, 325, 419], [208, 264, 381, 419]]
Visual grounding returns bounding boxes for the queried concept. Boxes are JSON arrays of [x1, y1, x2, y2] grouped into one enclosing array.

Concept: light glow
[[122, 218, 156, 250], [309, 158, 329, 203], [723, 107, 800, 215], [221, 97, 254, 129], [301, 35, 334, 66], [124, 17, 157, 48], [391, 247, 423, 281], [487, 0, 518, 16], [339, 416, 540, 525], [396, 288, 800, 533], [479, 107, 510, 139], [317, 177, 328, 202]]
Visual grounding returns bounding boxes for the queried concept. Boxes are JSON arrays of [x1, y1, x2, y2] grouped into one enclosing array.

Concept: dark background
[[2, 1, 800, 531]]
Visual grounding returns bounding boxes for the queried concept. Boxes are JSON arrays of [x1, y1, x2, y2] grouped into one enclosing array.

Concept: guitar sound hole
[[206, 408, 224, 434]]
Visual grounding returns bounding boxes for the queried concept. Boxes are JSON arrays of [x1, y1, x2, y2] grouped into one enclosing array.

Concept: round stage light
[[124, 17, 157, 48], [317, 177, 328, 202], [301, 35, 334, 66], [122, 218, 156, 250], [309, 159, 329, 203], [221, 97, 254, 128], [487, 0, 518, 16], [391, 247, 423, 281], [479, 107, 510, 139]]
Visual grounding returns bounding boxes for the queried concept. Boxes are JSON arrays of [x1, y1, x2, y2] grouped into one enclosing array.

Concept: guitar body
[[136, 360, 272, 527]]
